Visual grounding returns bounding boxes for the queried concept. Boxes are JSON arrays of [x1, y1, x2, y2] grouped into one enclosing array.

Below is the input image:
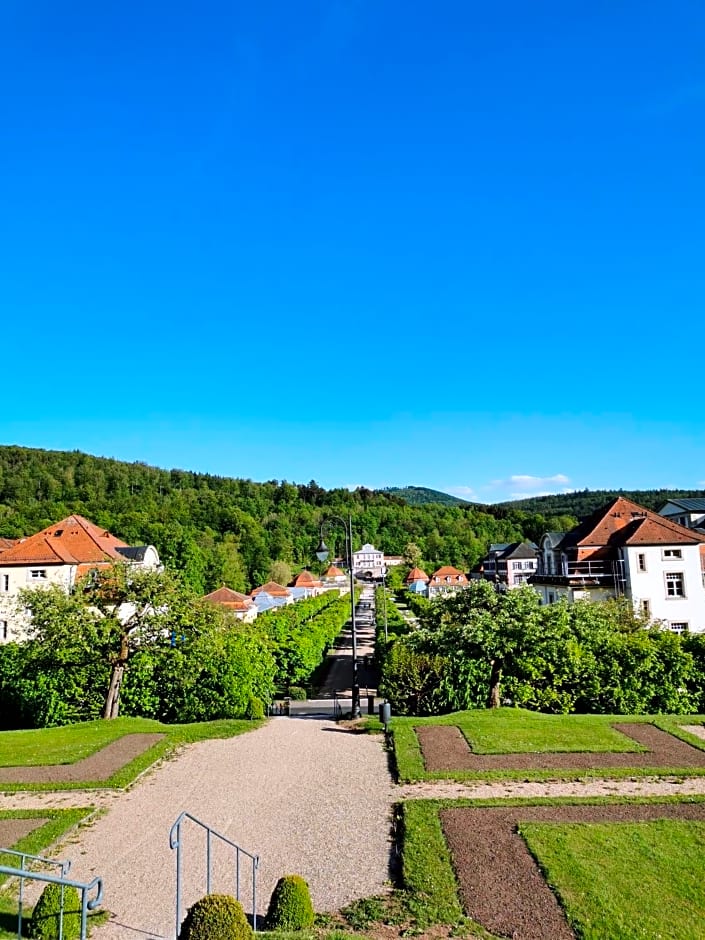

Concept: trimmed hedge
[[265, 874, 315, 929], [178, 893, 253, 940]]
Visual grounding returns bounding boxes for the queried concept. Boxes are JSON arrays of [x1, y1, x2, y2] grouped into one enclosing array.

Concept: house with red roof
[[288, 570, 324, 598], [249, 581, 294, 612], [322, 564, 347, 587], [427, 565, 469, 599], [405, 567, 430, 595], [0, 514, 160, 642], [531, 496, 705, 633], [202, 585, 258, 623]]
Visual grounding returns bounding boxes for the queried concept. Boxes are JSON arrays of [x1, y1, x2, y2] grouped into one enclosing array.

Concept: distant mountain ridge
[[495, 488, 705, 517], [380, 486, 471, 506]]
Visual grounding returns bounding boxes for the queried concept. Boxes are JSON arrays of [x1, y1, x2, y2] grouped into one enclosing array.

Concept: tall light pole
[[315, 515, 360, 718], [381, 567, 388, 642]]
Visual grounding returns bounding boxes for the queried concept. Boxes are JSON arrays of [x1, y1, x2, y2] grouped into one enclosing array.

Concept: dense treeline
[[0, 446, 575, 593], [379, 582, 705, 716], [496, 487, 705, 518]]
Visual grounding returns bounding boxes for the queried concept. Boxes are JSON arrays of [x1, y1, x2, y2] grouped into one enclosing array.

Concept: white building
[[0, 514, 160, 642], [659, 498, 705, 532], [531, 496, 705, 633], [352, 543, 385, 578]]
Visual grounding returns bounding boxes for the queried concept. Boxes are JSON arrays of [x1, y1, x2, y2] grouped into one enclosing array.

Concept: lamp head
[[315, 538, 330, 562]]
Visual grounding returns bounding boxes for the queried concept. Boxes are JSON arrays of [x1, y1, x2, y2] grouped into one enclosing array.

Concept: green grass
[[0, 716, 265, 791], [390, 707, 705, 782], [522, 818, 705, 939], [0, 807, 97, 939]]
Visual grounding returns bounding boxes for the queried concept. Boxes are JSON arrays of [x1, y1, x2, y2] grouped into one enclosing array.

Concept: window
[[665, 572, 685, 598], [0, 621, 7, 640], [638, 554, 646, 572], [641, 600, 651, 617], [669, 622, 689, 634], [29, 569, 48, 580], [663, 549, 682, 559], [525, 560, 535, 569], [1, 574, 8, 592], [512, 561, 522, 570]]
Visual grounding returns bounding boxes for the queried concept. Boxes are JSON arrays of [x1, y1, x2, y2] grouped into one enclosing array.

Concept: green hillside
[[495, 488, 705, 518], [380, 486, 470, 506]]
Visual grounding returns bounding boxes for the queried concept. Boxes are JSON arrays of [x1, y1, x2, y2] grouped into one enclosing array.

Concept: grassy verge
[[522, 818, 705, 939], [0, 716, 265, 791], [390, 708, 705, 782], [0, 808, 97, 939]]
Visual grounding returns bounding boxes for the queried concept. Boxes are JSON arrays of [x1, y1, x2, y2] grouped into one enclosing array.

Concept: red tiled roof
[[203, 585, 254, 611], [250, 581, 292, 597], [563, 497, 705, 551], [431, 566, 466, 578], [406, 567, 429, 582], [289, 570, 323, 588], [0, 538, 17, 554], [324, 565, 345, 577], [0, 515, 131, 566]]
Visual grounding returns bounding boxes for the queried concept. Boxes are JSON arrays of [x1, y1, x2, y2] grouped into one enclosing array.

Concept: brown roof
[[289, 570, 323, 588], [203, 585, 254, 611], [431, 566, 466, 578], [561, 496, 705, 552], [250, 581, 292, 597], [0, 538, 18, 554], [0, 515, 131, 566], [406, 567, 429, 582], [323, 565, 345, 577]]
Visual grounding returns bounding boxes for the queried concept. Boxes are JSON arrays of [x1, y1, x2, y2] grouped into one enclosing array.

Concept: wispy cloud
[[445, 485, 477, 499], [492, 473, 571, 492]]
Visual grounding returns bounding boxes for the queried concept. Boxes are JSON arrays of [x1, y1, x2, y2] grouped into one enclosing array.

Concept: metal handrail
[[0, 848, 72, 938], [169, 811, 260, 938], [0, 863, 102, 940]]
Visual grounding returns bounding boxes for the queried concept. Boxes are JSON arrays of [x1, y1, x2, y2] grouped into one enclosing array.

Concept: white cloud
[[445, 485, 476, 498], [484, 473, 573, 503]]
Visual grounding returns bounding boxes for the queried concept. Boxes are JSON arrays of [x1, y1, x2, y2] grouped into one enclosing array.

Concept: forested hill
[[496, 488, 705, 517], [380, 486, 469, 506], [0, 445, 567, 595]]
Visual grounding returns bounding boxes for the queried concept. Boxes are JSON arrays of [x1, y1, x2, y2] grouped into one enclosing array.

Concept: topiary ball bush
[[29, 883, 82, 940], [245, 696, 265, 720], [265, 874, 315, 929], [178, 893, 253, 940]]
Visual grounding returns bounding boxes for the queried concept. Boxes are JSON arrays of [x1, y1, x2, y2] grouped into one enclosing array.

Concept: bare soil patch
[[0, 818, 50, 849], [441, 802, 705, 940], [0, 734, 165, 784], [417, 723, 705, 772]]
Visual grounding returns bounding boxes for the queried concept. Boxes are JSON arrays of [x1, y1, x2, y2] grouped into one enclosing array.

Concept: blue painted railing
[[169, 811, 260, 938], [0, 856, 102, 940]]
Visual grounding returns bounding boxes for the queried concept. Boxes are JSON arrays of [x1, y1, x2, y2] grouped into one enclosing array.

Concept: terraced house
[[0, 514, 160, 642], [531, 496, 705, 633]]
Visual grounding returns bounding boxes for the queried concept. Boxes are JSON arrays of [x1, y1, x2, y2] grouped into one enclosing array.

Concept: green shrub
[[178, 893, 252, 940], [29, 883, 81, 940], [265, 874, 315, 929], [245, 696, 265, 720], [287, 686, 307, 700]]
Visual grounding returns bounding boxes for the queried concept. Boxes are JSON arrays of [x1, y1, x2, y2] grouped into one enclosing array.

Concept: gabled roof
[[498, 541, 538, 559], [661, 498, 705, 513], [250, 581, 292, 597], [355, 543, 379, 553], [406, 567, 429, 582], [203, 585, 254, 610], [561, 496, 705, 550], [323, 565, 345, 578], [430, 566, 468, 583], [489, 543, 510, 554], [0, 515, 132, 566]]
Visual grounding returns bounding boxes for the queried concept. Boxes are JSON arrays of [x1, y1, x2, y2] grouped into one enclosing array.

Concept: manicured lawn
[[0, 716, 265, 790], [522, 818, 705, 940], [390, 707, 705, 782]]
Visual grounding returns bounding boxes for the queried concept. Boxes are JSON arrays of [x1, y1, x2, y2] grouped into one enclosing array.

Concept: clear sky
[[2, 1, 704, 503]]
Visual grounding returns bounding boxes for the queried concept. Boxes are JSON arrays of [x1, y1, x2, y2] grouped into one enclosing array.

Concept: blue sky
[[1, 1, 704, 503]]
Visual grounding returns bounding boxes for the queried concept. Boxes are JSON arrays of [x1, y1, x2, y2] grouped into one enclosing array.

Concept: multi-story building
[[427, 565, 469, 599], [659, 498, 705, 533], [481, 541, 538, 589], [352, 543, 385, 579], [531, 496, 705, 633], [0, 514, 161, 642]]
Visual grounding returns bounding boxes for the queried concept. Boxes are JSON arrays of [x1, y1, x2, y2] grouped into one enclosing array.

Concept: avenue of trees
[[0, 565, 352, 729], [379, 581, 705, 717]]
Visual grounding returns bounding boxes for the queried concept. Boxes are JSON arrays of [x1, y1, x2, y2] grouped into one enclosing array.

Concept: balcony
[[534, 558, 625, 583]]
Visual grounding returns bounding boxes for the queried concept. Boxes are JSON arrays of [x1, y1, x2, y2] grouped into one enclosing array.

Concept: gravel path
[[13, 718, 394, 940]]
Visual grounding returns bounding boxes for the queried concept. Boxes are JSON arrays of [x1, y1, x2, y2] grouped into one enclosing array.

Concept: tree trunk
[[103, 635, 129, 719], [487, 659, 502, 709]]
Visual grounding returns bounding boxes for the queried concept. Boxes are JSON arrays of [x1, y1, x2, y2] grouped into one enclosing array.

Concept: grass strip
[[0, 716, 264, 791], [399, 800, 463, 927], [521, 818, 705, 940]]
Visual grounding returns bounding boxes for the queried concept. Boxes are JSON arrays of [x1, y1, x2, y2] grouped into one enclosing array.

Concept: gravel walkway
[[12, 718, 394, 940]]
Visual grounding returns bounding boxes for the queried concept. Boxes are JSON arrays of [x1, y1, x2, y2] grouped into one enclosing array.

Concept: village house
[[531, 496, 705, 633], [352, 543, 385, 579], [405, 566, 430, 595], [481, 541, 539, 589], [0, 514, 161, 642], [659, 498, 705, 533], [202, 585, 258, 623], [288, 570, 324, 598], [249, 581, 294, 613], [427, 565, 470, 599], [321, 564, 347, 588]]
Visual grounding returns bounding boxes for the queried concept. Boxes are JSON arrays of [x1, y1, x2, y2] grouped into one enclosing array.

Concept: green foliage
[[287, 686, 307, 700], [245, 696, 265, 720], [265, 875, 315, 930], [178, 893, 253, 940], [379, 643, 447, 716], [28, 883, 81, 940]]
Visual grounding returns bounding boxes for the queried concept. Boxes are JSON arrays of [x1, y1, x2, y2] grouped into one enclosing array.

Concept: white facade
[[659, 501, 705, 531], [623, 544, 705, 633], [352, 543, 384, 577]]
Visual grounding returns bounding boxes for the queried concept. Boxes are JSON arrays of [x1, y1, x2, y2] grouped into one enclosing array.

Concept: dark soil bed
[[0, 734, 165, 784], [441, 802, 705, 940], [417, 723, 705, 772], [0, 818, 50, 851]]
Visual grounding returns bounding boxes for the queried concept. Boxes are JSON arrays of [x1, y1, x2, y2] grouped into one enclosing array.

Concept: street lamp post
[[315, 515, 361, 718], [381, 567, 388, 642]]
